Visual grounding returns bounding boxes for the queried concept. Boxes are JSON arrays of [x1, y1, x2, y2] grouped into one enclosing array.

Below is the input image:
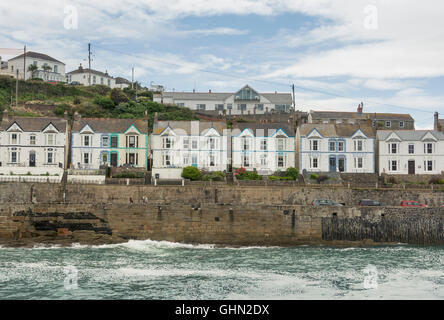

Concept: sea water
[[0, 240, 443, 300]]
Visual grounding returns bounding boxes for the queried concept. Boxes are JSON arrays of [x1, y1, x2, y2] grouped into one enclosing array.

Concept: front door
[[338, 158, 345, 172], [29, 152, 36, 167], [110, 153, 118, 167], [329, 157, 336, 172], [408, 160, 415, 175]]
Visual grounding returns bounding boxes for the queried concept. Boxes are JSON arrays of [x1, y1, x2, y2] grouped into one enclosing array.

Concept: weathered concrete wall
[[1, 203, 443, 246], [0, 183, 443, 207]]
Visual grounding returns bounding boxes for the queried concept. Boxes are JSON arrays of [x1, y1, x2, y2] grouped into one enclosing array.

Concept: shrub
[[202, 171, 225, 181], [110, 88, 129, 105], [317, 175, 329, 183], [234, 168, 262, 180], [310, 173, 319, 180], [93, 96, 115, 110], [182, 166, 202, 181], [429, 177, 444, 185], [284, 167, 299, 180], [73, 97, 81, 105]]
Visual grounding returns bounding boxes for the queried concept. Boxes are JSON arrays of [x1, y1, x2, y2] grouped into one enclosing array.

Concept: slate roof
[[299, 123, 375, 138], [376, 130, 444, 141], [152, 121, 227, 135], [160, 91, 292, 104], [233, 123, 295, 137], [310, 111, 414, 121], [72, 118, 148, 134], [9, 52, 65, 65], [67, 67, 113, 78], [0, 116, 67, 132], [115, 77, 131, 85], [438, 119, 444, 131]]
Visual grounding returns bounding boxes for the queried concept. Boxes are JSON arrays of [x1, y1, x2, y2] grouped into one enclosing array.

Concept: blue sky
[[0, 0, 443, 129]]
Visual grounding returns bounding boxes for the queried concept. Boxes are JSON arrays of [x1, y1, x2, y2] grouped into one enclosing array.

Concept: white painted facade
[[377, 131, 444, 175], [66, 66, 117, 88], [7, 52, 66, 81], [154, 85, 293, 115], [0, 118, 67, 175], [298, 126, 375, 173], [231, 127, 295, 175], [151, 122, 229, 180]]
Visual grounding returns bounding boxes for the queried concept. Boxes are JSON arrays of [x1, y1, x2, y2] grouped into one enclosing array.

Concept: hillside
[[0, 76, 198, 129]]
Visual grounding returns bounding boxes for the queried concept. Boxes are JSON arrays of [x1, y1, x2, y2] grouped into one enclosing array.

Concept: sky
[[0, 0, 443, 129]]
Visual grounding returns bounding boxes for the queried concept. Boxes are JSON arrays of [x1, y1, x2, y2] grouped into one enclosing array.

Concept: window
[[127, 153, 136, 165], [163, 154, 171, 166], [275, 105, 289, 112], [11, 151, 17, 163], [408, 144, 414, 154], [311, 140, 318, 151], [391, 160, 397, 171], [102, 153, 108, 164], [183, 138, 190, 149], [209, 154, 215, 167], [47, 134, 54, 145], [177, 103, 185, 107], [391, 143, 397, 154], [93, 76, 96, 84], [237, 104, 247, 111], [329, 141, 335, 152], [100, 77, 104, 85], [355, 157, 363, 169], [354, 140, 363, 151], [163, 137, 172, 149], [386, 121, 391, 128], [107, 79, 111, 86], [47, 152, 53, 164], [192, 154, 198, 165], [235, 87, 259, 100], [260, 139, 267, 151], [183, 154, 189, 165], [427, 161, 433, 171], [278, 155, 284, 167], [30, 135, 36, 145], [243, 155, 249, 167], [216, 104, 224, 111], [128, 136, 136, 148], [83, 153, 90, 164], [11, 134, 18, 144], [242, 137, 250, 151], [425, 143, 433, 154], [208, 138, 216, 150], [83, 136, 90, 147], [197, 104, 206, 110], [372, 121, 376, 127], [312, 158, 318, 168], [255, 104, 264, 111], [54, 65, 58, 73], [400, 121, 404, 128], [227, 104, 232, 110], [102, 136, 109, 147], [192, 139, 198, 149], [338, 141, 344, 152], [277, 139, 285, 151], [110, 136, 118, 148], [260, 154, 267, 166]]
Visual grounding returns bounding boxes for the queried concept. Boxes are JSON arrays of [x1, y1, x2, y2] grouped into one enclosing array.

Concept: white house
[[0, 111, 68, 175], [7, 51, 66, 81], [377, 130, 444, 175], [71, 116, 149, 170], [297, 123, 375, 173], [115, 77, 131, 89], [151, 120, 228, 180], [153, 85, 293, 115], [232, 123, 295, 175], [66, 64, 116, 88]]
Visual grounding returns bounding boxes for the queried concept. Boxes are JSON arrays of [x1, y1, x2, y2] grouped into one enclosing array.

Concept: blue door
[[329, 156, 336, 172]]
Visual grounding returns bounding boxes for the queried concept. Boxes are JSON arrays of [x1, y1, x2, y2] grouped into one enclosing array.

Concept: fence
[[0, 175, 62, 183]]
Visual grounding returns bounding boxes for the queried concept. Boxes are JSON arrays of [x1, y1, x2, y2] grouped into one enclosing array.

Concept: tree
[[110, 88, 129, 105], [27, 64, 38, 79]]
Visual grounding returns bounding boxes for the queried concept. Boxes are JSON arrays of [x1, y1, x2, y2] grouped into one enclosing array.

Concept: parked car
[[312, 199, 344, 207], [70, 81, 81, 85], [400, 201, 428, 207], [359, 199, 381, 206]]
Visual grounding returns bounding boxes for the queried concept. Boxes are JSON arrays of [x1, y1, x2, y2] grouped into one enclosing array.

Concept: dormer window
[[163, 137, 173, 149], [386, 121, 391, 128], [11, 133, 18, 144]]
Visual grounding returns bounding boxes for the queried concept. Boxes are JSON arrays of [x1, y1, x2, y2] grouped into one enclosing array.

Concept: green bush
[[110, 88, 129, 105], [310, 173, 319, 180], [113, 172, 145, 179], [236, 171, 262, 180], [202, 171, 225, 181], [429, 177, 444, 185], [93, 96, 115, 110], [182, 166, 202, 181], [284, 167, 299, 180]]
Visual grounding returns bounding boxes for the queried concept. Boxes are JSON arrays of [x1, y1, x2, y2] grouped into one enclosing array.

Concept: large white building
[[377, 130, 444, 175], [232, 123, 295, 175], [71, 116, 149, 170], [151, 120, 229, 180], [153, 85, 293, 115], [0, 112, 68, 175], [66, 64, 117, 88], [297, 123, 375, 173], [6, 51, 66, 82]]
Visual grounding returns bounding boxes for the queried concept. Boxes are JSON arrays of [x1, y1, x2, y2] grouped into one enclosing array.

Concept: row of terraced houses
[[0, 106, 443, 179]]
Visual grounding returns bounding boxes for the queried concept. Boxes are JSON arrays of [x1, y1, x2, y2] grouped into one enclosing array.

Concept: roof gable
[[202, 127, 221, 137], [306, 128, 324, 139], [351, 128, 368, 139], [6, 122, 24, 133], [42, 123, 60, 133], [385, 132, 402, 142], [124, 124, 141, 135], [80, 124, 94, 134], [420, 131, 438, 142]]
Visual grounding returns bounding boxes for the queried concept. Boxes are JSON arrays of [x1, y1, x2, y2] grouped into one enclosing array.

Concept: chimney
[[79, 63, 83, 71], [2, 108, 8, 122], [74, 111, 81, 120], [357, 102, 363, 114], [435, 112, 439, 131], [209, 89, 211, 93]]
